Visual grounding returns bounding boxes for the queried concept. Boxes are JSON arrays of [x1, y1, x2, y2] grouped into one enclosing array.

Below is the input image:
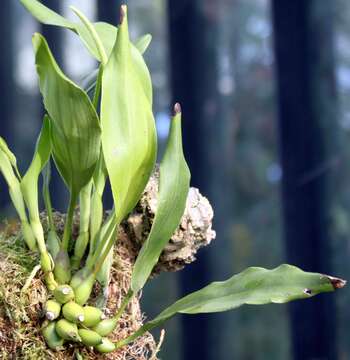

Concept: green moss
[[0, 221, 157, 359]]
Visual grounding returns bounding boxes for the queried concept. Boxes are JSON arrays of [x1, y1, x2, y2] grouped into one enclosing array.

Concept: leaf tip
[[69, 5, 79, 16], [173, 103, 182, 116], [327, 276, 346, 290], [120, 4, 127, 24]]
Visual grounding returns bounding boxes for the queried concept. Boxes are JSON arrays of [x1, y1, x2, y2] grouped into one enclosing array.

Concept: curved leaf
[[151, 265, 338, 319], [21, 1, 152, 103], [131, 105, 190, 292], [0, 146, 36, 250], [21, 116, 52, 221], [116, 264, 345, 348], [101, 6, 157, 225], [0, 137, 20, 177], [32, 33, 101, 196], [21, 116, 52, 255], [20, 0, 75, 29]]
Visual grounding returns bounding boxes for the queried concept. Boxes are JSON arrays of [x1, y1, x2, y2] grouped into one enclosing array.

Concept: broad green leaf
[[131, 105, 190, 292], [77, 22, 152, 104], [33, 33, 101, 197], [21, 1, 153, 103], [135, 34, 152, 54], [79, 23, 151, 59], [101, 6, 157, 225], [20, 0, 75, 29], [117, 264, 344, 348]]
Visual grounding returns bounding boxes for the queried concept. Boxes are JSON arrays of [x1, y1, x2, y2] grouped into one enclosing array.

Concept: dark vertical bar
[[168, 2, 221, 359], [272, 1, 338, 359], [40, 0, 67, 211], [97, 0, 122, 26], [0, 0, 14, 208], [41, 0, 63, 65]]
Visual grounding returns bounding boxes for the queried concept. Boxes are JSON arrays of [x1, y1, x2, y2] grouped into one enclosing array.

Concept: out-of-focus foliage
[[333, 1, 350, 358]]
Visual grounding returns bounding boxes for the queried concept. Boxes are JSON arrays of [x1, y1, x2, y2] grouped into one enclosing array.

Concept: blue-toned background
[[1, 1, 350, 359]]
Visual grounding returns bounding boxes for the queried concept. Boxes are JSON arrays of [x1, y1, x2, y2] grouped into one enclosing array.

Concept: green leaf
[[78, 22, 153, 104], [101, 5, 157, 225], [42, 161, 55, 230], [32, 33, 101, 197], [116, 265, 345, 348], [0, 137, 20, 178], [70, 7, 108, 66], [135, 34, 152, 54], [21, 1, 153, 103], [20, 0, 75, 29], [21, 116, 52, 258], [79, 23, 151, 59], [21, 116, 52, 221], [131, 105, 190, 292], [0, 145, 37, 251]]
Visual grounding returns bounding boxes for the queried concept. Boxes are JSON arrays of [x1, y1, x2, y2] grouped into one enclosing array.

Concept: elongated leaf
[[21, 116, 52, 257], [20, 0, 75, 29], [0, 148, 36, 250], [131, 105, 190, 292], [118, 265, 345, 346], [33, 33, 101, 197], [101, 6, 157, 225], [42, 161, 54, 230], [21, 116, 52, 222], [0, 137, 20, 177], [21, 1, 152, 103]]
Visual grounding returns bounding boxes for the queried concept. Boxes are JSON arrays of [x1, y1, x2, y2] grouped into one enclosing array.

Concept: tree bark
[[272, 1, 338, 359]]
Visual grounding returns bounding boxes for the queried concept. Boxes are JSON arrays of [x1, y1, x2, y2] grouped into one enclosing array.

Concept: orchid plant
[[0, 0, 344, 354]]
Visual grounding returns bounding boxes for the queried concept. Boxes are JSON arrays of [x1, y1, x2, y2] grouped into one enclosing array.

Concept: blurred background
[[1, 0, 350, 359]]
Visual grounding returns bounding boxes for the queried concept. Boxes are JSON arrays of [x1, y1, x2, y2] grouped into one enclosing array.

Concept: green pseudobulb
[[55, 319, 81, 342], [78, 328, 103, 346], [62, 301, 85, 323], [45, 299, 61, 320], [54, 285, 75, 304], [82, 306, 104, 327], [95, 337, 116, 353], [42, 321, 65, 350], [92, 317, 117, 337]]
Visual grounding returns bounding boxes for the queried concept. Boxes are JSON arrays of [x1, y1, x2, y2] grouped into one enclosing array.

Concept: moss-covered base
[[0, 219, 158, 360]]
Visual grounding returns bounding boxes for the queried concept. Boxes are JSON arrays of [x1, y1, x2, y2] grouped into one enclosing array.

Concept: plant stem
[[113, 289, 134, 322], [70, 6, 108, 66], [88, 215, 118, 274], [42, 162, 55, 231], [72, 181, 93, 268], [115, 324, 150, 350], [93, 67, 103, 108], [61, 193, 78, 250], [88, 156, 107, 258]]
